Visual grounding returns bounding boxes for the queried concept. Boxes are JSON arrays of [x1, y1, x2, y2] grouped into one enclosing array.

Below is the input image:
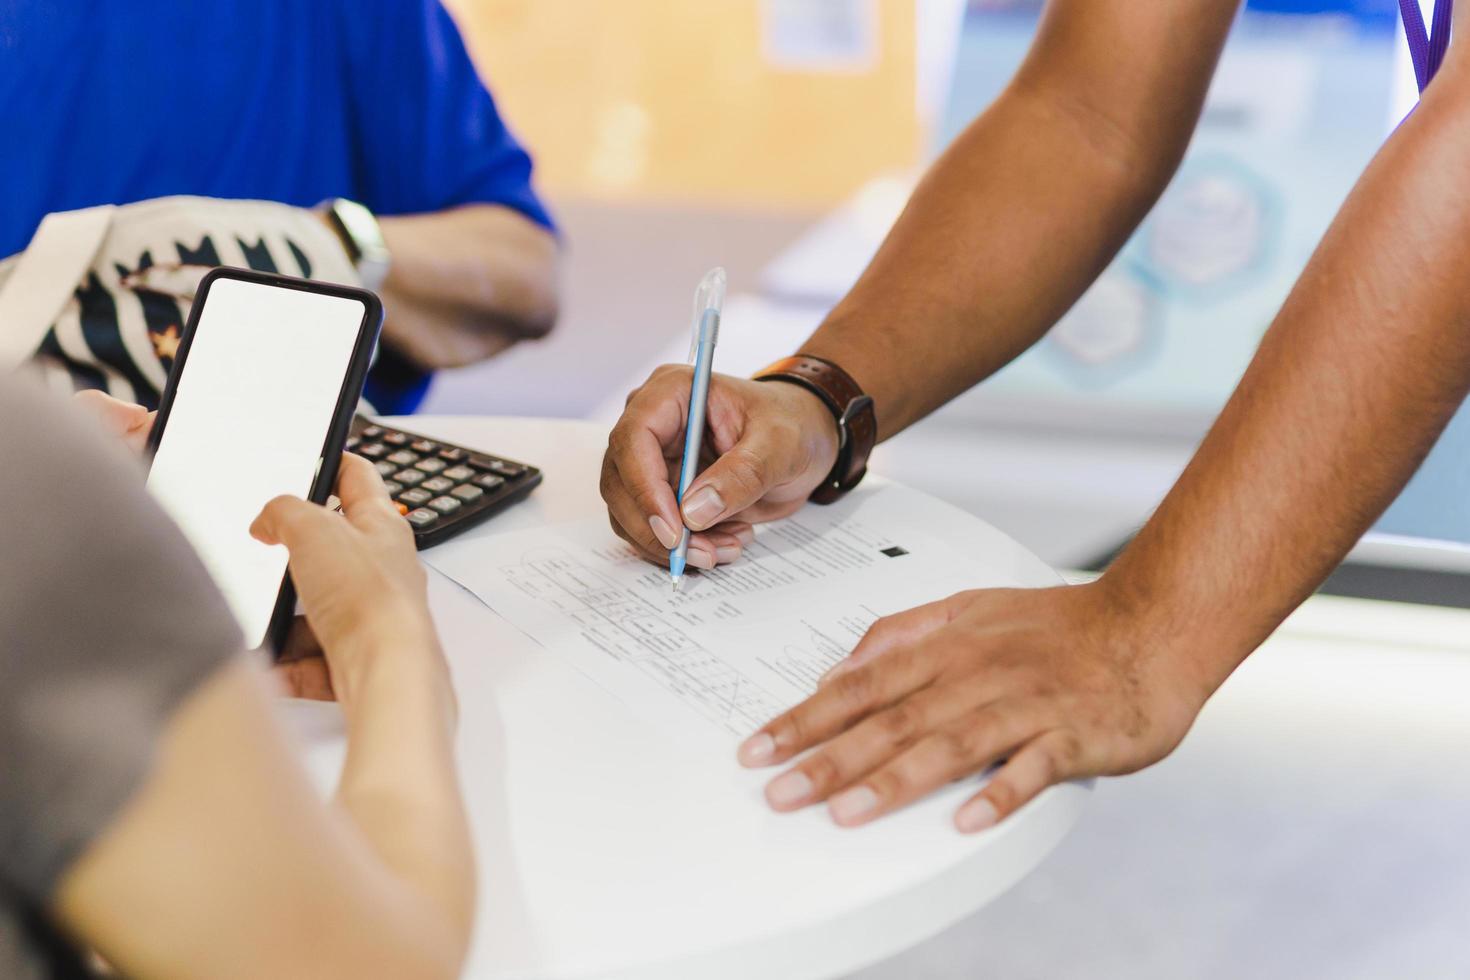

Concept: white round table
[[284, 417, 1090, 980]]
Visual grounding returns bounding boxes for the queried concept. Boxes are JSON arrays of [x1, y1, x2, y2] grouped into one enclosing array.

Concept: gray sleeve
[[0, 378, 244, 901]]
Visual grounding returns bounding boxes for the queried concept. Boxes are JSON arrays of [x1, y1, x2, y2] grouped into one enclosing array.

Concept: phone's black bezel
[[145, 267, 384, 657]]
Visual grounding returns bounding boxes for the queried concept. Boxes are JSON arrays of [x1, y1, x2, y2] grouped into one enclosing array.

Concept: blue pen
[[670, 267, 726, 592]]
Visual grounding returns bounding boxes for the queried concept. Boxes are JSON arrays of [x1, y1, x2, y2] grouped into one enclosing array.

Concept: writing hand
[[601, 365, 839, 569]]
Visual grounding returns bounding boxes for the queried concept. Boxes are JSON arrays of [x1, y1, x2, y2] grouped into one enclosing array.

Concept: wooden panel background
[[445, 0, 921, 208]]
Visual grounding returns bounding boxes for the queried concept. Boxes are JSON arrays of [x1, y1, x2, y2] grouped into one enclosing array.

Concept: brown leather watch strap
[[753, 354, 877, 504]]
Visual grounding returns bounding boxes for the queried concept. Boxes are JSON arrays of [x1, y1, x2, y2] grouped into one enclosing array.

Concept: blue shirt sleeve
[[338, 0, 554, 413], [340, 0, 554, 231]]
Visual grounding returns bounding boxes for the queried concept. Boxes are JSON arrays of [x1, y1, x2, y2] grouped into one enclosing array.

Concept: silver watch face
[[334, 200, 380, 250], [332, 198, 391, 290]]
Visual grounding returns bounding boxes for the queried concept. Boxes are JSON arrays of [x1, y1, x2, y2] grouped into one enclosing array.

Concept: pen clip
[[687, 267, 727, 362]]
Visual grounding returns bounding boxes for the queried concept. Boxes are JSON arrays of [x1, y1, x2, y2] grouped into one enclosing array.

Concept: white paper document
[[424, 484, 1022, 750]]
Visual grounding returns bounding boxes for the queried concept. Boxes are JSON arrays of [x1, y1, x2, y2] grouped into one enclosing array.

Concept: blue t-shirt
[[0, 0, 552, 412]]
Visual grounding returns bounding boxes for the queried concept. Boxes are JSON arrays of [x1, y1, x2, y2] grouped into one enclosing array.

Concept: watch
[[317, 198, 391, 293], [753, 354, 877, 504]]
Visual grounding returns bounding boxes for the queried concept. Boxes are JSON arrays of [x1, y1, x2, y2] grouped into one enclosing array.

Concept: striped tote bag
[[0, 196, 360, 410]]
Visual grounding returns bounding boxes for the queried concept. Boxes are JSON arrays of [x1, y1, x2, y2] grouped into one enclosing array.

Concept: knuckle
[[638, 365, 686, 398], [866, 614, 895, 640], [801, 752, 844, 793], [340, 451, 372, 473], [883, 644, 925, 681], [1033, 747, 1060, 787], [261, 495, 303, 525], [384, 511, 417, 547], [936, 725, 976, 765], [380, 510, 412, 540], [778, 711, 809, 750], [630, 485, 667, 518], [829, 666, 874, 709], [605, 423, 632, 458], [1020, 677, 1058, 701], [875, 702, 924, 749], [950, 704, 1006, 758], [986, 778, 1020, 817], [1047, 729, 1084, 775], [866, 766, 908, 805], [722, 446, 769, 496], [607, 512, 637, 546]]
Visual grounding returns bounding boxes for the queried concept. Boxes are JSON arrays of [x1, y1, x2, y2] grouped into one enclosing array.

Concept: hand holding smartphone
[[145, 268, 383, 652]]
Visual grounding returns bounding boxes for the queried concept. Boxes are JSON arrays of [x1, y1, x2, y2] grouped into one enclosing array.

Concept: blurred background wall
[[447, 0, 923, 209]]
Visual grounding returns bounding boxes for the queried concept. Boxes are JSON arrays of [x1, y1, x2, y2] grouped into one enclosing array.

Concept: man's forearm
[[1104, 58, 1470, 699], [378, 204, 560, 369], [801, 0, 1239, 438], [800, 86, 1165, 437]]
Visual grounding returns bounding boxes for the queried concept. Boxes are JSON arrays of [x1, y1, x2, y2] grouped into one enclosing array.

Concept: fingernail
[[715, 545, 741, 564], [955, 798, 998, 833], [765, 770, 814, 808], [682, 486, 724, 530], [829, 785, 879, 825], [648, 514, 679, 549], [738, 732, 776, 766], [687, 547, 716, 570], [733, 526, 755, 547]]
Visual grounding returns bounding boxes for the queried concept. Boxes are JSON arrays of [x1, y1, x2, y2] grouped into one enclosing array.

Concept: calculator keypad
[[428, 495, 462, 515], [406, 508, 438, 528], [348, 416, 541, 549]]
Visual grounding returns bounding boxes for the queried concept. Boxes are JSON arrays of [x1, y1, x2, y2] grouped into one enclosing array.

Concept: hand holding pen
[[597, 274, 842, 577]]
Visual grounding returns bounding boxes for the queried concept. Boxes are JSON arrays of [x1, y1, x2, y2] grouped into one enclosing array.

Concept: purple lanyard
[[1401, 0, 1454, 92]]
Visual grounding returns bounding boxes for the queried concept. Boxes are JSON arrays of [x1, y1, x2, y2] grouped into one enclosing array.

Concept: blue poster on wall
[[944, 1, 1399, 429]]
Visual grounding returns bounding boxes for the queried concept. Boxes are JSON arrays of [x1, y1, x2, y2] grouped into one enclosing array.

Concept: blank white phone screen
[[147, 278, 366, 648]]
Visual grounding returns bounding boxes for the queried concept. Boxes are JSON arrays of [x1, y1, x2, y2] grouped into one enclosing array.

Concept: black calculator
[[347, 415, 542, 549]]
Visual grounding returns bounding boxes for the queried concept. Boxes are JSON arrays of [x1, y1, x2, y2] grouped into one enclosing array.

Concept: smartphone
[[145, 268, 383, 653]]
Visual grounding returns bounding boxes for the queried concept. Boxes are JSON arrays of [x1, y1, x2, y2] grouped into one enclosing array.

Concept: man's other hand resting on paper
[[737, 585, 1203, 832]]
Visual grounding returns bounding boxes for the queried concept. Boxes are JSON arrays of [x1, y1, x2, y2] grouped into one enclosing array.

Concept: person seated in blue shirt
[[0, 0, 559, 414]]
